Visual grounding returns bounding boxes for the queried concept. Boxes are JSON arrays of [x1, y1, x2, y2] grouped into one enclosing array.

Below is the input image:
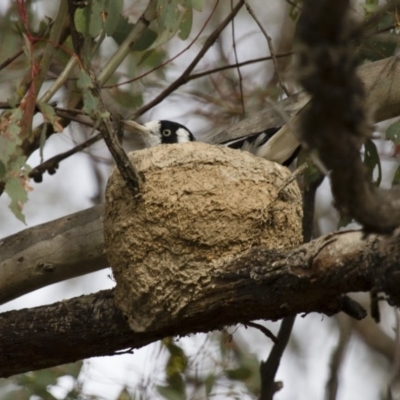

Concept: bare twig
[[259, 316, 296, 400], [0, 49, 24, 71], [189, 53, 293, 80], [104, 0, 220, 89], [133, 0, 245, 118], [246, 322, 278, 344], [244, 0, 290, 97], [325, 316, 352, 400], [231, 0, 245, 115], [29, 132, 102, 182]]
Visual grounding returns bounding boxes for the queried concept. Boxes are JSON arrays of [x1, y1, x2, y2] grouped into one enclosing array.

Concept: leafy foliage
[[0, 108, 31, 222], [74, 0, 124, 38], [152, 332, 262, 399], [0, 362, 83, 400]]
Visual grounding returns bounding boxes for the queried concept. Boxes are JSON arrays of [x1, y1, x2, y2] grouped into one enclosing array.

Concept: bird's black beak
[[121, 120, 152, 136]]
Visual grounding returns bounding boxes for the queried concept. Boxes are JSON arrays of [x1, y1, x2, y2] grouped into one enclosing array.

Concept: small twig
[[231, 0, 245, 115], [55, 107, 89, 116], [244, 0, 290, 97], [104, 0, 220, 89], [67, 0, 141, 194], [325, 316, 352, 400], [133, 0, 245, 118], [29, 133, 103, 183], [0, 49, 24, 71], [189, 53, 293, 80], [278, 163, 307, 194], [259, 156, 321, 398], [266, 163, 307, 213], [259, 316, 295, 400], [246, 322, 278, 343]]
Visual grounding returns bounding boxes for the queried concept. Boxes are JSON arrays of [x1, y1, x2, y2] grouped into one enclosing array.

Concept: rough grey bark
[[0, 205, 105, 304], [1, 230, 399, 377]]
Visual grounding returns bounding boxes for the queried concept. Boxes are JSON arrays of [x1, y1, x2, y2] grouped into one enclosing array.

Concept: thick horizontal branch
[[0, 205, 105, 304], [1, 56, 400, 305], [1, 230, 399, 377]]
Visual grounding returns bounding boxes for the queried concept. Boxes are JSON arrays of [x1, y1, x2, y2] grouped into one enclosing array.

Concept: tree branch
[[133, 0, 245, 117], [67, 0, 141, 193], [0, 205, 105, 305], [296, 0, 400, 233], [212, 55, 400, 144], [2, 54, 400, 303], [2, 229, 400, 377]]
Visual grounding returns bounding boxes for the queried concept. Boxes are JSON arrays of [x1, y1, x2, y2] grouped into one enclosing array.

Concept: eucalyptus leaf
[[190, 0, 204, 11], [111, 15, 135, 45], [386, 119, 400, 145], [150, 0, 187, 49], [104, 0, 123, 36], [132, 28, 158, 51], [178, 7, 192, 40], [5, 176, 28, 223]]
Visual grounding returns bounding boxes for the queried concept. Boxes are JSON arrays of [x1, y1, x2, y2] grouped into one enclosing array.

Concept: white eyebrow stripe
[[176, 127, 191, 143], [143, 120, 161, 133]]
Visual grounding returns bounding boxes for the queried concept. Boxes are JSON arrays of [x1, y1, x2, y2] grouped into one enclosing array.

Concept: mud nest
[[104, 142, 302, 332]]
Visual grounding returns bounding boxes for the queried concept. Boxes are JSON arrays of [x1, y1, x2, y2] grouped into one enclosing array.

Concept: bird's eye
[[163, 129, 172, 137]]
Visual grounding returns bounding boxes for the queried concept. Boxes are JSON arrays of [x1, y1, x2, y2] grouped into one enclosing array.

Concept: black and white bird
[[122, 119, 300, 166]]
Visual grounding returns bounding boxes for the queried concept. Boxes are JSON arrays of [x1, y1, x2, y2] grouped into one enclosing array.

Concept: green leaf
[[111, 15, 135, 45], [363, 139, 382, 186], [156, 385, 185, 400], [0, 108, 30, 222], [104, 0, 123, 36], [150, 0, 188, 49], [190, 0, 204, 11], [131, 28, 158, 51], [204, 374, 216, 396], [75, 6, 91, 36], [77, 70, 101, 118], [74, 0, 123, 38], [226, 366, 252, 381], [385, 120, 400, 145], [178, 7, 192, 40], [10, 363, 84, 400], [5, 176, 28, 224], [74, 1, 104, 38], [137, 48, 167, 68], [112, 89, 143, 108], [37, 102, 63, 132]]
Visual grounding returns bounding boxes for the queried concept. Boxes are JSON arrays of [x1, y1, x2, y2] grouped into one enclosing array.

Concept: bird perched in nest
[[122, 119, 300, 166]]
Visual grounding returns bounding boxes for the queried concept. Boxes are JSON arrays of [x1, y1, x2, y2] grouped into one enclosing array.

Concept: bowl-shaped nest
[[104, 142, 302, 332]]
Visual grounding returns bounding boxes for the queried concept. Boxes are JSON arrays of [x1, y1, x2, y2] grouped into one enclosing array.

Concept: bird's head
[[122, 120, 195, 148]]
